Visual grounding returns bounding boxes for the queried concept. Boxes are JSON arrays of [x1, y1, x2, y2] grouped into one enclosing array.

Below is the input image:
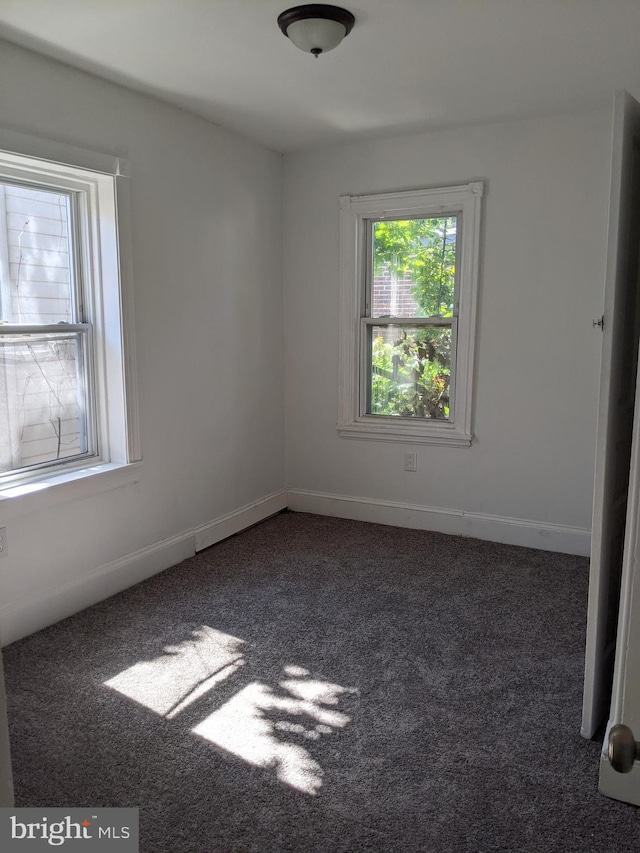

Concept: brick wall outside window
[[372, 267, 419, 317]]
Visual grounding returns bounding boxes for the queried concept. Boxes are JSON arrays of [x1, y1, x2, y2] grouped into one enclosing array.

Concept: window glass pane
[[0, 182, 76, 324], [0, 331, 91, 474], [368, 324, 451, 419], [371, 216, 457, 319]]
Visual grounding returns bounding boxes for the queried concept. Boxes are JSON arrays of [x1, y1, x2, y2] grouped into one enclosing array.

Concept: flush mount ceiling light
[[278, 4, 355, 58]]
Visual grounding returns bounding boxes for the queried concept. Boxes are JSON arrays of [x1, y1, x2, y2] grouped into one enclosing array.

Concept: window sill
[[337, 419, 472, 447], [0, 461, 142, 519]]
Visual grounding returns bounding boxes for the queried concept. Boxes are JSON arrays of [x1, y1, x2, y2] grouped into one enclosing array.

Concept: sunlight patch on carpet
[[104, 626, 245, 718], [104, 626, 357, 795], [192, 674, 355, 795]]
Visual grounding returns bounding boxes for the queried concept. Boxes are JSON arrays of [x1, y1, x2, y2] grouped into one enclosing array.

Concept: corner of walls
[[193, 490, 288, 551]]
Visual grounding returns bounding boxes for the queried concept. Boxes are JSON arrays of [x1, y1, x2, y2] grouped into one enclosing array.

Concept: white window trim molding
[[338, 182, 483, 446], [0, 126, 141, 511], [0, 461, 142, 520]]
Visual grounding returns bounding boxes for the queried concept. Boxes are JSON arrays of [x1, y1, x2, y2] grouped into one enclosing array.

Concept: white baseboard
[[193, 489, 288, 552], [0, 533, 194, 647], [287, 489, 591, 556], [0, 489, 287, 646], [1, 486, 586, 646]]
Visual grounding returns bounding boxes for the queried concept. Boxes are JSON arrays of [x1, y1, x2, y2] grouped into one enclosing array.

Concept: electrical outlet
[[0, 527, 6, 558], [404, 452, 417, 473]]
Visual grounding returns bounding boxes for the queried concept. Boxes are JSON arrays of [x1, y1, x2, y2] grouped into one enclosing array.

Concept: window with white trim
[[338, 182, 483, 446], [0, 139, 139, 491]]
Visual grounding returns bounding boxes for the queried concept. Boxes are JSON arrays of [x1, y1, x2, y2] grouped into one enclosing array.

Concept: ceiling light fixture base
[[278, 4, 355, 58]]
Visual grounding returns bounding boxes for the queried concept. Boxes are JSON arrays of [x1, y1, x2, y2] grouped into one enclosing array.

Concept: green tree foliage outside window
[[369, 216, 457, 419]]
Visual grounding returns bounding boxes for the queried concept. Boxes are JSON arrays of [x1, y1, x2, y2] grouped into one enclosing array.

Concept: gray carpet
[[3, 511, 639, 852]]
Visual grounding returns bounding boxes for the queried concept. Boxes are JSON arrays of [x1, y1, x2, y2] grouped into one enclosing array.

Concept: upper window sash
[[0, 177, 94, 321], [365, 213, 461, 321]]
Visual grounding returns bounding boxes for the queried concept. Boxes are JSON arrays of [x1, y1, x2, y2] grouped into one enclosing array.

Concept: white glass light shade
[[285, 17, 347, 55]]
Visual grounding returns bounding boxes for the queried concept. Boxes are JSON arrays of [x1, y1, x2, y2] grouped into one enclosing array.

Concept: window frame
[[338, 182, 483, 446], [0, 128, 140, 500]]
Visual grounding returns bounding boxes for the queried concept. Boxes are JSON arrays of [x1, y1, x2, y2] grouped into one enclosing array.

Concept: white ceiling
[[1, 0, 639, 153]]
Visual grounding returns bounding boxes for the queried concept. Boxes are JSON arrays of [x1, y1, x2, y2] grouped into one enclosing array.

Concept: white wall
[[0, 41, 285, 644], [283, 112, 611, 554], [0, 38, 615, 649]]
